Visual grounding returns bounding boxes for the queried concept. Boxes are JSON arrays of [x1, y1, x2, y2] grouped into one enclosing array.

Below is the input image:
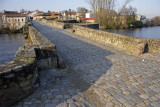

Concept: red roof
[[81, 18, 95, 20], [5, 14, 26, 17], [52, 12, 59, 15]]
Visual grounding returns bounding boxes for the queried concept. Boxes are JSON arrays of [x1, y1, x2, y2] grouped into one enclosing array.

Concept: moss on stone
[[20, 58, 35, 63]]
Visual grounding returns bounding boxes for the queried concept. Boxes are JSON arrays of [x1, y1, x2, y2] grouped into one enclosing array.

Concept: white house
[[135, 14, 147, 24], [85, 12, 94, 18]]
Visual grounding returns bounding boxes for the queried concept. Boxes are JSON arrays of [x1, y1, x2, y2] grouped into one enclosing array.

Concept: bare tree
[[153, 16, 160, 26], [77, 7, 88, 18], [87, 0, 133, 28]]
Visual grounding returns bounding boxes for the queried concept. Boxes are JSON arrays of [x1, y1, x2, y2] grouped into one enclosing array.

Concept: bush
[[132, 21, 143, 28]]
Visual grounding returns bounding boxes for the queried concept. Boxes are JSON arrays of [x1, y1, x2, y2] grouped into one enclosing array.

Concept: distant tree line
[[145, 16, 160, 27]]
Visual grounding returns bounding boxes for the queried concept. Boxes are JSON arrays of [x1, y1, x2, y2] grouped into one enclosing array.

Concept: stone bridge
[[13, 21, 160, 107]]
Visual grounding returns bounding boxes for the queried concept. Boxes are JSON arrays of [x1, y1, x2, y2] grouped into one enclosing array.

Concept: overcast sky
[[0, 0, 159, 18]]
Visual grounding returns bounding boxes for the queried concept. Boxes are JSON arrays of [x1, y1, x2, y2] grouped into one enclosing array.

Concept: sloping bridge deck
[[15, 21, 160, 107]]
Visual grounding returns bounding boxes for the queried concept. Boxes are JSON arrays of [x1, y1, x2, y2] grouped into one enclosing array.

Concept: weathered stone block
[[4, 73, 15, 78], [133, 42, 146, 56], [26, 74, 33, 80], [0, 82, 22, 106], [19, 80, 30, 88], [57, 55, 66, 69], [37, 59, 49, 70], [13, 65, 23, 72]]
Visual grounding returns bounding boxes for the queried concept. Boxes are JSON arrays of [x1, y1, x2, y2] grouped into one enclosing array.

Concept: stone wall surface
[[40, 19, 65, 29], [0, 22, 60, 106], [73, 25, 160, 54], [38, 18, 99, 30], [38, 18, 160, 54]]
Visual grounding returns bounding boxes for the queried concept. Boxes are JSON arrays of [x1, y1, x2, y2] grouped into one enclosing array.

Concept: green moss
[[20, 58, 35, 63]]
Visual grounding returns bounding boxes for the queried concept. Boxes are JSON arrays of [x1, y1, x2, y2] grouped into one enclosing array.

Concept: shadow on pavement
[[14, 20, 114, 107]]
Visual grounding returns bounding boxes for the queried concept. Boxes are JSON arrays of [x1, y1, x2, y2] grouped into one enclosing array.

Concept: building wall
[[85, 12, 93, 18], [135, 14, 141, 21], [6, 17, 27, 29]]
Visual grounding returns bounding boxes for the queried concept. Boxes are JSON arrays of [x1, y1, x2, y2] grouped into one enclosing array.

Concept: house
[[135, 14, 147, 24], [81, 18, 95, 23], [49, 12, 60, 19], [76, 12, 88, 22], [2, 13, 27, 30], [61, 11, 76, 20], [28, 10, 39, 17], [33, 12, 51, 20], [79, 12, 95, 23], [85, 12, 94, 18]]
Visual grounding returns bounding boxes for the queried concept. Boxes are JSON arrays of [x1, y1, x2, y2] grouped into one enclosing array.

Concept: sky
[[0, 0, 159, 18]]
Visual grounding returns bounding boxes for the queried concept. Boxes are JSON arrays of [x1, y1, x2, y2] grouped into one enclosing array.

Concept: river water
[[105, 26, 160, 39], [0, 34, 24, 65]]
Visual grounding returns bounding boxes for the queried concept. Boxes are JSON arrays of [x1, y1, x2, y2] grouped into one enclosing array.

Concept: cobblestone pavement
[[14, 69, 94, 107], [16, 21, 160, 107]]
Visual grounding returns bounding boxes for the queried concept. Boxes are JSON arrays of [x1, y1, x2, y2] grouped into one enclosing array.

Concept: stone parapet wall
[[38, 18, 99, 30], [0, 57, 38, 107], [0, 46, 39, 107], [78, 23, 99, 30], [40, 19, 65, 29], [0, 23, 60, 106], [26, 26, 56, 51], [73, 25, 160, 54]]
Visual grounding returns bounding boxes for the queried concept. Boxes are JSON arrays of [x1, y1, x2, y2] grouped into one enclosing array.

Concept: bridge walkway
[[15, 21, 160, 107]]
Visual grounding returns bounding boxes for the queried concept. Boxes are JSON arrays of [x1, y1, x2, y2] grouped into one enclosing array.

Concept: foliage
[[132, 21, 143, 28], [20, 58, 35, 63], [153, 16, 160, 26], [77, 7, 89, 18], [87, 0, 136, 29]]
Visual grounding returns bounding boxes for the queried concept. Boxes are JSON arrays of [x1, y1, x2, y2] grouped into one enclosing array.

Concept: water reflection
[[0, 34, 24, 65], [105, 26, 160, 39]]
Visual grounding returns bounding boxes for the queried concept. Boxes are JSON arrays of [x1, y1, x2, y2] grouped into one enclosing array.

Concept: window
[[18, 19, 20, 22], [22, 19, 23, 22]]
